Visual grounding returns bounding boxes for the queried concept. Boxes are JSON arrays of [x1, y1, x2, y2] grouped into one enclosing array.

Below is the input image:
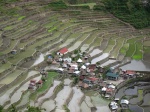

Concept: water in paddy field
[[8, 75, 42, 106], [120, 60, 150, 72], [115, 87, 127, 99], [35, 80, 61, 106], [85, 91, 110, 112], [81, 101, 91, 112], [55, 86, 72, 109], [142, 93, 150, 106], [41, 100, 55, 112], [129, 105, 143, 112], [32, 53, 44, 66], [80, 44, 89, 52], [90, 49, 102, 57], [91, 53, 109, 64], [124, 86, 138, 96], [100, 59, 116, 67], [68, 87, 84, 112], [68, 41, 82, 52], [0, 70, 38, 105]]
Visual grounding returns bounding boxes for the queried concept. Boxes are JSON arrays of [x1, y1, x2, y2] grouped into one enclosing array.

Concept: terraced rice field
[[0, 0, 149, 111]]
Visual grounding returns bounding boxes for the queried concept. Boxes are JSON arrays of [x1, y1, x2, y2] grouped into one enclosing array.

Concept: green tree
[[27, 105, 46, 112], [73, 77, 79, 84], [0, 105, 3, 112], [8, 105, 17, 112]]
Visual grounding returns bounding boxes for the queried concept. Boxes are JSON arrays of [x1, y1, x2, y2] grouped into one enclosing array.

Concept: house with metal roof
[[106, 72, 119, 80]]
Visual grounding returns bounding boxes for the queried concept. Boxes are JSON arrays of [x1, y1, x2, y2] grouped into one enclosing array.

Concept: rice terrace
[[0, 0, 150, 112]]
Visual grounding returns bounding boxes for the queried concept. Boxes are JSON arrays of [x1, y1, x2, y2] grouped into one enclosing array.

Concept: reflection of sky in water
[[32, 53, 44, 66], [115, 87, 126, 99], [142, 93, 150, 106], [124, 86, 138, 96], [91, 53, 109, 64], [120, 60, 150, 71], [90, 49, 102, 57], [129, 105, 143, 112]]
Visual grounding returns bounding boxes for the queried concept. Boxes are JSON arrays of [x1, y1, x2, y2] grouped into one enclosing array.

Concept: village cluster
[[28, 47, 140, 111]]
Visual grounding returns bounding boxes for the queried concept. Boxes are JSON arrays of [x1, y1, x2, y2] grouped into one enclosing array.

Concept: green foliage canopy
[[101, 0, 150, 29]]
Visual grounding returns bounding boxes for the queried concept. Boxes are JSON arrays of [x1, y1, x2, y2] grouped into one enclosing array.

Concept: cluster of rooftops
[[39, 47, 139, 111]]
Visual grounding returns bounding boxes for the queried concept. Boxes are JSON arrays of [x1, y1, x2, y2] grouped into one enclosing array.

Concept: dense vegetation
[[45, 0, 67, 10], [101, 0, 150, 29], [64, 0, 97, 4]]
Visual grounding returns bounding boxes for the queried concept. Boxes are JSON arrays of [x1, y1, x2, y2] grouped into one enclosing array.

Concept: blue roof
[[106, 72, 119, 78], [48, 56, 52, 58]]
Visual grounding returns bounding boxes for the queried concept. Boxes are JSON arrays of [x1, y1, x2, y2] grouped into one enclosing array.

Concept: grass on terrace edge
[[143, 46, 150, 53], [138, 89, 143, 101], [132, 44, 143, 60], [120, 43, 129, 55], [69, 3, 96, 9], [29, 72, 58, 100], [18, 16, 26, 21]]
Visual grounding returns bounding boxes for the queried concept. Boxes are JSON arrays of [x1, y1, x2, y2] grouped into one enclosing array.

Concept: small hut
[[36, 80, 43, 88]]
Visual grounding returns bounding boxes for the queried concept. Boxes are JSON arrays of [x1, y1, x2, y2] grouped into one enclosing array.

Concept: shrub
[[73, 77, 79, 84]]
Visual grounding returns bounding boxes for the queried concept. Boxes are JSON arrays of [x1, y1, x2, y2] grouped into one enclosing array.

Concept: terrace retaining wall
[[0, 69, 28, 95]]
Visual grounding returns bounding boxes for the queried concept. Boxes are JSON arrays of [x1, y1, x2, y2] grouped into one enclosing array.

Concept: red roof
[[126, 70, 136, 75], [87, 77, 99, 81], [59, 48, 68, 54], [78, 81, 89, 88], [37, 80, 43, 84], [88, 64, 96, 70], [80, 75, 85, 80], [30, 80, 36, 83]]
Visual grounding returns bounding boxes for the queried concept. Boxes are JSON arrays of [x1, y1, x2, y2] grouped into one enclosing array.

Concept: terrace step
[[68, 87, 85, 112], [91, 53, 110, 64], [84, 96, 94, 108], [35, 80, 61, 106], [0, 37, 10, 52], [81, 101, 91, 112], [89, 48, 102, 57], [100, 59, 117, 68], [0, 70, 39, 106], [68, 33, 91, 52], [4, 74, 42, 109], [55, 86, 73, 110]]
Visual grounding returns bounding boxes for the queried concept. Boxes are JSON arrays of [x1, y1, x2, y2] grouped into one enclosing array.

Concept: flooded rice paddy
[[91, 53, 109, 64], [85, 91, 110, 112], [80, 44, 89, 52], [0, 70, 23, 85], [68, 87, 84, 112], [0, 70, 39, 105], [129, 105, 143, 112], [4, 75, 42, 108], [142, 93, 150, 106], [121, 60, 150, 72], [100, 59, 116, 67], [89, 49, 102, 57], [16, 91, 30, 108], [124, 86, 138, 96], [55, 86, 72, 109], [116, 81, 150, 112], [81, 101, 91, 112], [41, 100, 55, 112], [35, 80, 61, 106], [32, 53, 45, 66]]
